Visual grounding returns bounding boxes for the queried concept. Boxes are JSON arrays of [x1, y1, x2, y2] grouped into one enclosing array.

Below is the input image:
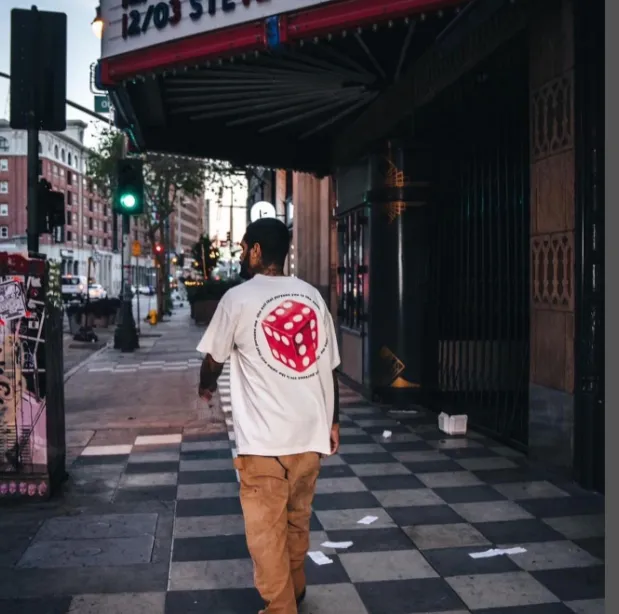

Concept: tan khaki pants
[[234, 453, 321, 614]]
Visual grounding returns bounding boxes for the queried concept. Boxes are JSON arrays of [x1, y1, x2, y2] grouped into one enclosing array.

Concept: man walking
[[197, 218, 341, 614]]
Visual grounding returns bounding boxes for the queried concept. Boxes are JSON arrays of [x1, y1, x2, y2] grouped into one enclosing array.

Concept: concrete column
[[366, 140, 432, 406]]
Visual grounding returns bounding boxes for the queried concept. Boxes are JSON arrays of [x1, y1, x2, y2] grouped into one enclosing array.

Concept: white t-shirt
[[196, 275, 341, 457]]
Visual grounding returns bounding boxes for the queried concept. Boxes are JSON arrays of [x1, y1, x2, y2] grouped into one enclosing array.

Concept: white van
[[61, 275, 88, 303]]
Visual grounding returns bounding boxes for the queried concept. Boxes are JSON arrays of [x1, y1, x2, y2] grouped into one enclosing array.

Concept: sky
[[0, 0, 104, 147]]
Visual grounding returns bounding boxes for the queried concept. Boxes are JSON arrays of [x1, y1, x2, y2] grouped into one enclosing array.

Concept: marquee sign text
[[121, 0, 271, 39]]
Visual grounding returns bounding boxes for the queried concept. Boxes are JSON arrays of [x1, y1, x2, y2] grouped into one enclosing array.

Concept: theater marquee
[[100, 0, 335, 58]]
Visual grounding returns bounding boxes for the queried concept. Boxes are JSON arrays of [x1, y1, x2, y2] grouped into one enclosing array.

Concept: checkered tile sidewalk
[[73, 365, 605, 613]]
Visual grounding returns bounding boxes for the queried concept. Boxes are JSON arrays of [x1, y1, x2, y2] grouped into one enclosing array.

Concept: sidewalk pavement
[[0, 306, 605, 614], [63, 328, 114, 375]]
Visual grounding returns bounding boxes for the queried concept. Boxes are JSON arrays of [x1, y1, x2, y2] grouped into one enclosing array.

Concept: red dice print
[[261, 299, 319, 373]]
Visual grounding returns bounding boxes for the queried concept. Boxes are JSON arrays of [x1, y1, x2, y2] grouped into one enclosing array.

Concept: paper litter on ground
[[357, 515, 378, 525], [308, 551, 333, 565], [469, 547, 527, 559], [382, 430, 392, 439], [321, 541, 353, 549]]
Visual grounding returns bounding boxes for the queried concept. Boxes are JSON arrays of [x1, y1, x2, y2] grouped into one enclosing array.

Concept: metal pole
[[135, 253, 141, 334], [229, 187, 234, 246], [114, 217, 139, 349], [26, 7, 40, 255], [177, 203, 182, 255], [229, 187, 234, 277], [121, 214, 138, 350]]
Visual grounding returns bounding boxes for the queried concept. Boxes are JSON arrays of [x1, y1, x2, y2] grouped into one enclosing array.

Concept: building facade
[[0, 119, 138, 294], [98, 0, 605, 492]]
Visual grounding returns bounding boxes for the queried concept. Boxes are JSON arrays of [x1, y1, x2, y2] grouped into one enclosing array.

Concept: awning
[[100, 0, 468, 174]]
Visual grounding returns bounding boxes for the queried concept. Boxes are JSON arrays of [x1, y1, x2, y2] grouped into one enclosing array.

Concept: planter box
[[93, 316, 110, 328], [192, 299, 220, 325]]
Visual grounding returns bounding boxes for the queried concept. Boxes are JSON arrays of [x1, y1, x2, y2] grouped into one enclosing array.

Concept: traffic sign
[[94, 95, 110, 114], [132, 240, 141, 257]]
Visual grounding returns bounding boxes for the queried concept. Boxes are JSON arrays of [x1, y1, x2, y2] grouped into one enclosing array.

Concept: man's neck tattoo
[[260, 264, 284, 276]]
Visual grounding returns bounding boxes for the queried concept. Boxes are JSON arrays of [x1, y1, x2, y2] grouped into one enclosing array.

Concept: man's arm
[[198, 353, 225, 399]]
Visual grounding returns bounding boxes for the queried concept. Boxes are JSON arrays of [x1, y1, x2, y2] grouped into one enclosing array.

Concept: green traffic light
[[120, 193, 137, 209]]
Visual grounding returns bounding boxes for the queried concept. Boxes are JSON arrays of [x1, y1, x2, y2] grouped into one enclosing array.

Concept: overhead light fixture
[[92, 6, 104, 40]]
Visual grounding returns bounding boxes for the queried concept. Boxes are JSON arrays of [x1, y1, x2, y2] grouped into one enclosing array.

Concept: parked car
[[138, 285, 155, 295], [61, 275, 88, 303], [88, 284, 108, 300]]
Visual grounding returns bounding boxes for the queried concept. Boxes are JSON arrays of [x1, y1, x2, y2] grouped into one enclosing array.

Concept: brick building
[[0, 119, 133, 293], [0, 120, 203, 293]]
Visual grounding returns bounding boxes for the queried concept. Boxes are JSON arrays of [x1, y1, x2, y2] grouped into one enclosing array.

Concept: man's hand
[[330, 424, 340, 455], [198, 385, 215, 402], [198, 354, 224, 403]]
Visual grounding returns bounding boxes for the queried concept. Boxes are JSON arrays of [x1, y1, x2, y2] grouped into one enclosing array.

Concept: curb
[[63, 342, 112, 384]]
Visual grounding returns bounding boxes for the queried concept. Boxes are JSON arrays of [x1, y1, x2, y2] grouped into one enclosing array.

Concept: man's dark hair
[[243, 217, 290, 268]]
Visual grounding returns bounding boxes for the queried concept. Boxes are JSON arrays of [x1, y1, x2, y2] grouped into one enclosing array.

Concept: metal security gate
[[573, 0, 605, 493], [421, 39, 530, 447]]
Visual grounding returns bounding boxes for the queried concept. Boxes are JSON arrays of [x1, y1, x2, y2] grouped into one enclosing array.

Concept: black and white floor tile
[[161, 366, 605, 614]]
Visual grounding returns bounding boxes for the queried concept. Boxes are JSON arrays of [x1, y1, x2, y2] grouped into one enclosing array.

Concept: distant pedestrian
[[197, 217, 340, 614]]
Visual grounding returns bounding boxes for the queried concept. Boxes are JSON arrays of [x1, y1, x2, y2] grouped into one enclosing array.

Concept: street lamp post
[[91, 6, 104, 40], [114, 214, 139, 351]]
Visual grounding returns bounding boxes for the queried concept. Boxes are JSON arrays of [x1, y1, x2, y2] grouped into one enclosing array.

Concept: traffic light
[[153, 243, 164, 256], [10, 8, 67, 131], [226, 231, 231, 242], [37, 179, 65, 234], [115, 159, 144, 215]]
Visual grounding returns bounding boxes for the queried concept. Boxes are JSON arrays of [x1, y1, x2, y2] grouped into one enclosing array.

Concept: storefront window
[[337, 209, 366, 331]]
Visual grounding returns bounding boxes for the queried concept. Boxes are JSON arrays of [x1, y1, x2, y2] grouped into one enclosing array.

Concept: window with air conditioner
[[0, 159, 7, 172], [0, 205, 8, 217], [0, 182, 8, 194]]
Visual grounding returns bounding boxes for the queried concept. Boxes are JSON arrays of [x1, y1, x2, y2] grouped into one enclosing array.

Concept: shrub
[[183, 279, 241, 304]]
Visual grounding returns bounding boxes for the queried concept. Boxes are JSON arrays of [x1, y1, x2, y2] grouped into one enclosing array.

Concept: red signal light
[[154, 243, 164, 254]]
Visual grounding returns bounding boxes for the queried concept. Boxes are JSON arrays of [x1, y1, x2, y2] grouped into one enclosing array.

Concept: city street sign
[[250, 201, 276, 222], [94, 95, 110, 114], [132, 240, 141, 257]]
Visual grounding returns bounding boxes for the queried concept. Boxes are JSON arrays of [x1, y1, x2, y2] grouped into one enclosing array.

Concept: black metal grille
[[422, 39, 530, 447], [337, 209, 367, 331]]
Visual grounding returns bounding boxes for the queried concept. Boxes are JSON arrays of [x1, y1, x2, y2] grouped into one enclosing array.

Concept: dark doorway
[[420, 37, 531, 448]]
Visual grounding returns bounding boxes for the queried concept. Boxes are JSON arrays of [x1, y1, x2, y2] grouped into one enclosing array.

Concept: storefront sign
[[101, 0, 335, 59], [250, 200, 276, 222]]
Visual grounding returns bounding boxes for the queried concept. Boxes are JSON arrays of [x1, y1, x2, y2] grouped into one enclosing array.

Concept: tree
[[86, 127, 245, 318], [191, 235, 221, 279]]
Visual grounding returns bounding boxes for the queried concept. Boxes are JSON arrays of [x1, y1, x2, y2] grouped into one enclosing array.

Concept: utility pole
[[11, 6, 67, 253], [26, 7, 40, 255], [113, 152, 141, 352]]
